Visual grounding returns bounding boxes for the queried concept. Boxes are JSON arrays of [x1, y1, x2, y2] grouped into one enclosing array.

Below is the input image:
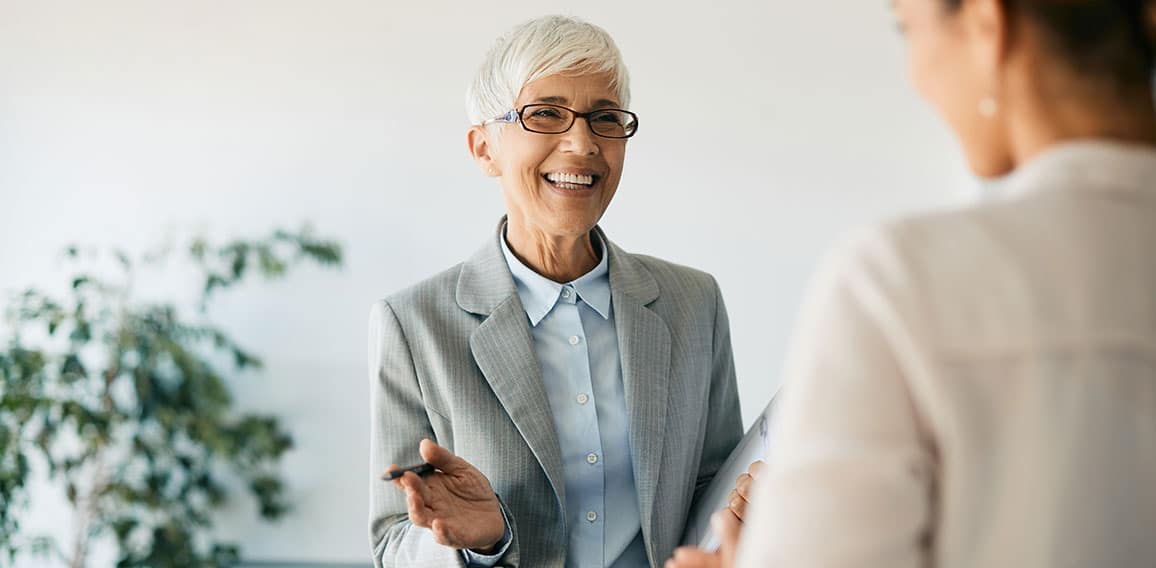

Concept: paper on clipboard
[[679, 395, 778, 552]]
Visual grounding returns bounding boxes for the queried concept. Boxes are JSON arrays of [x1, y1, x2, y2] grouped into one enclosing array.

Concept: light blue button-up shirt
[[490, 232, 648, 568]]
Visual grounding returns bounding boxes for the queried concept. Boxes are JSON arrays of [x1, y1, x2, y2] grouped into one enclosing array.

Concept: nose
[[558, 117, 600, 156]]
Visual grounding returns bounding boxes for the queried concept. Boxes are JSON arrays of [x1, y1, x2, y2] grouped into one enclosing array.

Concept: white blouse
[[738, 140, 1156, 568]]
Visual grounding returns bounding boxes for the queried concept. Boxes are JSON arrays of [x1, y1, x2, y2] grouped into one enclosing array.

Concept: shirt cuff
[[459, 497, 513, 567]]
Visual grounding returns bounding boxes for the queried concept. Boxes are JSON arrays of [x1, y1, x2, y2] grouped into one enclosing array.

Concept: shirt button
[[586, 452, 599, 465], [568, 336, 581, 346], [576, 393, 589, 405], [586, 511, 598, 522], [561, 289, 572, 299]]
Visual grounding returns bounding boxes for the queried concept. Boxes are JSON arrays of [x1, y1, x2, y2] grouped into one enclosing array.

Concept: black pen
[[382, 462, 435, 481]]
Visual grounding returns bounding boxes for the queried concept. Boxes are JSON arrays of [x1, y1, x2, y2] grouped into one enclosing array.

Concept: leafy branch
[[0, 226, 342, 567]]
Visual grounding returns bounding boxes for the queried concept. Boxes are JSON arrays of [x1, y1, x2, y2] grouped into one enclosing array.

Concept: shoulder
[[823, 198, 1033, 289], [625, 251, 721, 301], [814, 197, 1053, 347], [370, 263, 465, 322], [610, 248, 726, 331]]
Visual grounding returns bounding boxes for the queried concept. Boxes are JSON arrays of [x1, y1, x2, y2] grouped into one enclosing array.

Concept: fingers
[[735, 473, 753, 498], [712, 509, 742, 566], [728, 460, 766, 522], [727, 488, 748, 522], [662, 512, 743, 568], [388, 462, 425, 520], [405, 483, 432, 526], [733, 458, 764, 500], [419, 438, 471, 474], [664, 546, 720, 568], [385, 464, 402, 487], [398, 471, 433, 502], [747, 460, 765, 479], [397, 471, 435, 526], [729, 472, 753, 521]]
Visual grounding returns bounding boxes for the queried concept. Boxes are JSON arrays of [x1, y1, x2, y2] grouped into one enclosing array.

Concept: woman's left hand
[[664, 509, 742, 568], [727, 460, 764, 522], [664, 459, 762, 567]]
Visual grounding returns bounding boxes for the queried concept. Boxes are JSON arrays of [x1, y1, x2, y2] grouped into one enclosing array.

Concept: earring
[[978, 95, 999, 118]]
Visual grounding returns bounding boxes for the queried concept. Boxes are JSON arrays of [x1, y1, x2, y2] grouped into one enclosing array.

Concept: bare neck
[[504, 222, 600, 284], [1006, 83, 1156, 167]]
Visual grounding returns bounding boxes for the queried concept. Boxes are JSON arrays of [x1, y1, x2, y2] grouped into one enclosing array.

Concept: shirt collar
[[500, 229, 612, 326], [990, 139, 1156, 201]]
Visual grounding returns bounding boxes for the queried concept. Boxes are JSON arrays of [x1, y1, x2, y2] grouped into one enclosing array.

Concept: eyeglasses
[[483, 104, 639, 139]]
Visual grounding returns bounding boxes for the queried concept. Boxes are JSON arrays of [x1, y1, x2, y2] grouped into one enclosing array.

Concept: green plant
[[0, 227, 342, 567]]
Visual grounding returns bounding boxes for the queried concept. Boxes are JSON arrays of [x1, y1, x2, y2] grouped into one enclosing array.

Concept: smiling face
[[469, 71, 628, 241]]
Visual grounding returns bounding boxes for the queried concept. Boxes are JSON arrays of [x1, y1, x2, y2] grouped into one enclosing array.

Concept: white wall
[[0, 0, 971, 564]]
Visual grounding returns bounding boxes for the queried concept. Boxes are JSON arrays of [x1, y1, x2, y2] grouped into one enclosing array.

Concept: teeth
[[546, 172, 594, 186]]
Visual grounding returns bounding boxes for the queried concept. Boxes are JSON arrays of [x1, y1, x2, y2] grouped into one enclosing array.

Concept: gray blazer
[[369, 222, 742, 567]]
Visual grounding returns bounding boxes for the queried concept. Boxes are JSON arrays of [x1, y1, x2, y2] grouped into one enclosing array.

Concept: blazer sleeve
[[368, 300, 481, 568], [691, 279, 745, 503], [735, 230, 935, 568]]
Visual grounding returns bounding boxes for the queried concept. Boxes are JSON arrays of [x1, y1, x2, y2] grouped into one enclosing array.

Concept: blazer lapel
[[457, 223, 568, 518], [603, 230, 672, 563]]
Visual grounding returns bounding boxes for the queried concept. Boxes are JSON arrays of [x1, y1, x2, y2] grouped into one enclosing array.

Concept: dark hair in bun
[[942, 0, 1156, 87]]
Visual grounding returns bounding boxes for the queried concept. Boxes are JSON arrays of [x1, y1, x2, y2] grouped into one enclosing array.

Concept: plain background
[[0, 0, 972, 564]]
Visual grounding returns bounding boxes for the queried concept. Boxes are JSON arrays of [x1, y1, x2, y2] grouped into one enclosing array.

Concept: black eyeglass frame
[[483, 104, 639, 139]]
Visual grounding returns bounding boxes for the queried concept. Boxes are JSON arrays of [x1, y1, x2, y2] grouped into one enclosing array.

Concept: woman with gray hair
[[368, 15, 742, 567]]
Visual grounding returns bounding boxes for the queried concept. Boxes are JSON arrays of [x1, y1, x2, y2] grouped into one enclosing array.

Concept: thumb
[[712, 510, 742, 566], [419, 438, 471, 474]]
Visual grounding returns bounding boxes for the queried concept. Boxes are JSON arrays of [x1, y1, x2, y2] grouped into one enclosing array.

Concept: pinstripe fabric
[[369, 220, 742, 567]]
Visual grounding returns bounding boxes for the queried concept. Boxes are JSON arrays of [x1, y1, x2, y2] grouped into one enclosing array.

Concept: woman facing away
[[668, 0, 1156, 567]]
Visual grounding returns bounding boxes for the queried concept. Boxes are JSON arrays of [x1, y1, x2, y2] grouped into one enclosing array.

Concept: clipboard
[[679, 394, 778, 551]]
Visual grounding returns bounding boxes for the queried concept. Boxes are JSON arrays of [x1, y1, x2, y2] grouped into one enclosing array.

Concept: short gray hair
[[466, 15, 631, 126]]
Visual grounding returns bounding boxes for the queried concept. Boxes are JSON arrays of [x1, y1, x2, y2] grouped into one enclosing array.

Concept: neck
[[505, 220, 600, 283], [1007, 84, 1156, 167]]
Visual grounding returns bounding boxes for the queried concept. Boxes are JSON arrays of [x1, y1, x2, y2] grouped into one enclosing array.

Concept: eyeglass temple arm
[[481, 109, 519, 126]]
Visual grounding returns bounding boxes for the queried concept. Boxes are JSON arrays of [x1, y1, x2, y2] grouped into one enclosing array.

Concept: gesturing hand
[[386, 438, 506, 553]]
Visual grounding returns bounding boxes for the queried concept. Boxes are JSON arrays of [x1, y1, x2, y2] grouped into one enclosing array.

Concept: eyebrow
[[531, 96, 621, 109]]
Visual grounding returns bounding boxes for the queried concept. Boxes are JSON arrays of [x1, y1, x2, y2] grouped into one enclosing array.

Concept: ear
[[468, 126, 501, 177], [961, 0, 1008, 81]]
